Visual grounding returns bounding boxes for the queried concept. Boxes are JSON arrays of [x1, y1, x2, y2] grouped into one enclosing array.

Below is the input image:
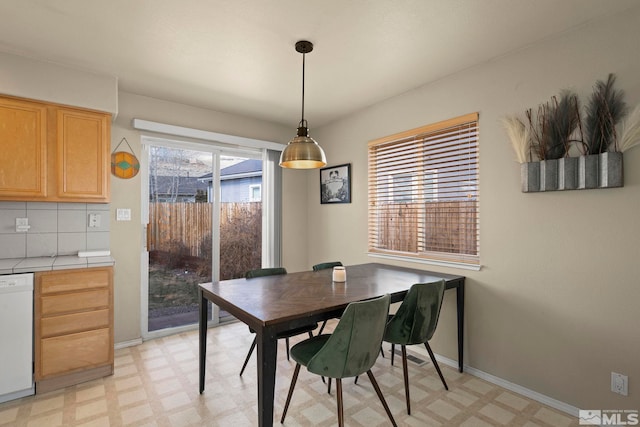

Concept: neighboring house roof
[[199, 159, 262, 182], [151, 176, 208, 195]]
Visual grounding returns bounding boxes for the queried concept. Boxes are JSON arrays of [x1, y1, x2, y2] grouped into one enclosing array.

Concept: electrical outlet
[[611, 372, 628, 396], [88, 213, 101, 228], [15, 217, 30, 232]]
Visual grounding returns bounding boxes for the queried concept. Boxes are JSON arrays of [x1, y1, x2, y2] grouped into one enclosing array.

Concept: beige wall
[[0, 51, 118, 116], [109, 92, 296, 343], [308, 7, 640, 409]]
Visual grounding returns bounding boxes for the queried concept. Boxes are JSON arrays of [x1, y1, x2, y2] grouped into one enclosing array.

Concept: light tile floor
[[0, 321, 579, 426]]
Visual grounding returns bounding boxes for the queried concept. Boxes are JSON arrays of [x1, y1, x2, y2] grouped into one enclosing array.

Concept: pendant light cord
[[300, 52, 306, 126]]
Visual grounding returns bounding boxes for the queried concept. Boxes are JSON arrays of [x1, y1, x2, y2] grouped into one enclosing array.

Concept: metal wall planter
[[522, 153, 623, 193], [578, 154, 599, 189], [558, 157, 578, 190], [540, 159, 558, 191], [521, 162, 540, 192], [599, 152, 623, 188]]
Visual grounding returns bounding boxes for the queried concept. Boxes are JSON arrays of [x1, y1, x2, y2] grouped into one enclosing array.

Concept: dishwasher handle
[[0, 273, 34, 293]]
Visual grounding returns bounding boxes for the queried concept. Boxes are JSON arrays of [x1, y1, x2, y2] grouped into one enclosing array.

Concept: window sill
[[367, 252, 481, 272]]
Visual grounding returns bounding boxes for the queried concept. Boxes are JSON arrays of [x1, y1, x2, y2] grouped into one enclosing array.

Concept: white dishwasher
[[0, 273, 35, 403]]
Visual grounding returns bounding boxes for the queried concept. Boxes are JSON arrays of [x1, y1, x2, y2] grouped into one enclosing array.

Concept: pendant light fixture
[[279, 40, 327, 169]]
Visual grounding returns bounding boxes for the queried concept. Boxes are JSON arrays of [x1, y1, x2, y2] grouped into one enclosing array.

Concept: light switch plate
[[117, 208, 132, 221]]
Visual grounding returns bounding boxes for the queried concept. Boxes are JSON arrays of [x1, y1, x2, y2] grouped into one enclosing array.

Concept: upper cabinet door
[[56, 108, 110, 202], [0, 97, 48, 199]]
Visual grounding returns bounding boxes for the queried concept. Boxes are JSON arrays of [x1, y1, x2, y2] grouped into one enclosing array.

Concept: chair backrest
[[384, 280, 445, 345], [312, 261, 343, 271], [306, 294, 390, 378], [245, 267, 287, 278]]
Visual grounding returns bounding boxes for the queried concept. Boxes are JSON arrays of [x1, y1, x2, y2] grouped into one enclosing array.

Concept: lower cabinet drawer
[[39, 266, 112, 294], [40, 309, 110, 337], [39, 328, 111, 378], [40, 288, 109, 316]]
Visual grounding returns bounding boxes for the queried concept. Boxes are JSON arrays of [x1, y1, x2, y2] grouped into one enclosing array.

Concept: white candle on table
[[332, 266, 346, 282]]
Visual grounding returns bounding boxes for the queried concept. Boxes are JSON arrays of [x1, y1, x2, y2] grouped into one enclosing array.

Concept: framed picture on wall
[[320, 163, 351, 204]]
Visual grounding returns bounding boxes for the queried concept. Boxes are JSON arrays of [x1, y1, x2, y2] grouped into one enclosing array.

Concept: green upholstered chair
[[312, 261, 343, 271], [383, 279, 448, 415], [245, 267, 288, 278], [281, 294, 397, 427], [239, 267, 318, 376], [312, 261, 343, 334]]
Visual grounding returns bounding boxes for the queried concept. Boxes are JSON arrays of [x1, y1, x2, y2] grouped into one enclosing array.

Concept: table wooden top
[[199, 262, 464, 331]]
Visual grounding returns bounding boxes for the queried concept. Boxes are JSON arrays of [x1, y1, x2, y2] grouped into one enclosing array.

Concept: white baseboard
[[114, 338, 143, 350], [400, 344, 580, 418], [459, 362, 580, 417]]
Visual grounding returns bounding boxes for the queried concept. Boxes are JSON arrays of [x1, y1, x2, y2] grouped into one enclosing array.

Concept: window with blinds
[[367, 112, 479, 266]]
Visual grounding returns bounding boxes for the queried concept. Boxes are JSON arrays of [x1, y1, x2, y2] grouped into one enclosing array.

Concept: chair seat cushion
[[290, 334, 331, 366]]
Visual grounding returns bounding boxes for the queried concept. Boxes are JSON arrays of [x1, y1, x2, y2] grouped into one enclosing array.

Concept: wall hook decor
[[111, 137, 140, 179]]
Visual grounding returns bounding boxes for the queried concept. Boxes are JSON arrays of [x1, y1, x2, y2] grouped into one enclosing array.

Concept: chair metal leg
[[239, 337, 257, 376], [390, 343, 395, 366], [366, 370, 398, 427], [336, 378, 344, 427], [280, 363, 301, 423], [318, 319, 327, 335], [401, 345, 411, 415], [285, 338, 290, 361], [327, 377, 332, 394], [424, 342, 448, 390]]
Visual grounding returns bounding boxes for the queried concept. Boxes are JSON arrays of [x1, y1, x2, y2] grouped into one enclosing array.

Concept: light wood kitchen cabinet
[[0, 97, 48, 199], [35, 267, 114, 393], [54, 107, 110, 201], [0, 95, 111, 203]]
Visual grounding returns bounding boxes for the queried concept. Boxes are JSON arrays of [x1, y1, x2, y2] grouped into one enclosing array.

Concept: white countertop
[[0, 255, 115, 275]]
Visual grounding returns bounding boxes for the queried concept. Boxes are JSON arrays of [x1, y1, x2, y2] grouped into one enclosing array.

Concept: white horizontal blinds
[[368, 113, 479, 265]]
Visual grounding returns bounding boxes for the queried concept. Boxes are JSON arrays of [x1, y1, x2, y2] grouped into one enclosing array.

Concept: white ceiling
[[1, 0, 638, 128]]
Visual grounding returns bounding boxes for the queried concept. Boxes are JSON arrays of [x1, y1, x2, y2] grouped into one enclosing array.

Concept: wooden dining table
[[198, 262, 465, 427]]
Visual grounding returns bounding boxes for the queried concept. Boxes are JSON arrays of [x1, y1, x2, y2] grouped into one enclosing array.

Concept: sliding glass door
[[141, 137, 267, 337]]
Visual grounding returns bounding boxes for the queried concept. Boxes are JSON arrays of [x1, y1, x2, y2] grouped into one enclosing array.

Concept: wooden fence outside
[[149, 200, 476, 259], [148, 202, 261, 257], [376, 201, 478, 255]]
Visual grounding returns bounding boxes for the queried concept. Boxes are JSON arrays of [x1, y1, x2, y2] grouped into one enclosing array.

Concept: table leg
[[199, 289, 208, 393], [456, 280, 465, 372], [256, 326, 278, 427]]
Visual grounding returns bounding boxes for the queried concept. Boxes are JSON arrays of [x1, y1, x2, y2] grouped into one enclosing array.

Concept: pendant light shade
[[279, 123, 326, 169], [280, 40, 327, 169]]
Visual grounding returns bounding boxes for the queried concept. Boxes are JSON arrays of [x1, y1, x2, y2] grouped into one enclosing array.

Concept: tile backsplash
[[0, 202, 110, 258]]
